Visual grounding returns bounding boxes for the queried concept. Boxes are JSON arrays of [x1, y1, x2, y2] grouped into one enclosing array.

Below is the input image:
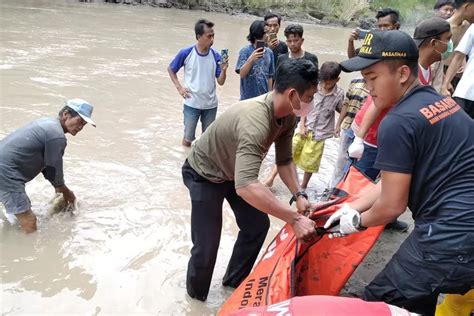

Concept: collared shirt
[[235, 45, 275, 101], [305, 84, 344, 141], [341, 78, 369, 130]]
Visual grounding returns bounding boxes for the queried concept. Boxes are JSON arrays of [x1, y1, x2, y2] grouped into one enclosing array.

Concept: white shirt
[[453, 25, 474, 101], [169, 46, 221, 109]]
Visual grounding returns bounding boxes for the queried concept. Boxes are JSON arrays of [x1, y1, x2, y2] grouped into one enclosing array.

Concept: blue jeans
[[183, 105, 217, 142], [330, 128, 355, 188], [355, 143, 379, 181]]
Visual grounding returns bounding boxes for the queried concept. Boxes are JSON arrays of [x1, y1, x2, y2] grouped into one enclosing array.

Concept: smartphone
[[220, 48, 229, 61], [267, 32, 277, 42], [357, 27, 370, 40], [256, 40, 265, 50]]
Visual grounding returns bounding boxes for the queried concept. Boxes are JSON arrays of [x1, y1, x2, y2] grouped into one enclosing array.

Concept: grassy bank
[[83, 0, 434, 27]]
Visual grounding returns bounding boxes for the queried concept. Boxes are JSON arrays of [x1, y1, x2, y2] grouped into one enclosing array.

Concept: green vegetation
[[94, 0, 435, 26], [171, 0, 434, 24], [370, 0, 433, 23], [182, 0, 372, 24]]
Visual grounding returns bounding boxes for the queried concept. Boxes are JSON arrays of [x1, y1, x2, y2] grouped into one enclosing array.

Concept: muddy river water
[[0, 1, 370, 314]]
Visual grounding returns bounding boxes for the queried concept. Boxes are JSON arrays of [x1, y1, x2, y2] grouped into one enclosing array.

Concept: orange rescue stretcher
[[218, 166, 385, 316]]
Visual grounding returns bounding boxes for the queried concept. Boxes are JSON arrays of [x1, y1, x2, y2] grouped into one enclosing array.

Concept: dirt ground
[[341, 211, 414, 297]]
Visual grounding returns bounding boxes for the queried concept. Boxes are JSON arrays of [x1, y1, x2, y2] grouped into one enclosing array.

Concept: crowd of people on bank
[[1, 0, 473, 315]]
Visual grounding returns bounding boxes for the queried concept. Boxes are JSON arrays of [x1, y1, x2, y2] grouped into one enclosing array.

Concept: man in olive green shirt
[[182, 59, 319, 301]]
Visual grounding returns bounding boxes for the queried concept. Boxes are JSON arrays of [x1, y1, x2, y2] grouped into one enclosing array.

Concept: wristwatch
[[289, 191, 308, 205], [354, 216, 367, 231]]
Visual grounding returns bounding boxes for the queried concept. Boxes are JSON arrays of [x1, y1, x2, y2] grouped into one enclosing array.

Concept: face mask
[[435, 39, 453, 60], [442, 39, 454, 60], [291, 92, 314, 117]]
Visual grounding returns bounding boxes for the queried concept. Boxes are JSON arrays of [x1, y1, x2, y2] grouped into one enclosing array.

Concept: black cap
[[340, 30, 419, 73], [413, 17, 451, 47], [433, 0, 454, 10]]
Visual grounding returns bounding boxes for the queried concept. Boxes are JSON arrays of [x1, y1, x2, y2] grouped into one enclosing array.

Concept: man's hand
[[295, 195, 310, 214], [440, 86, 451, 97], [220, 58, 229, 71], [324, 203, 362, 238], [177, 86, 191, 99], [348, 136, 364, 159], [348, 29, 360, 42], [55, 185, 76, 204], [298, 125, 308, 136], [250, 48, 264, 61], [334, 125, 341, 138], [291, 213, 316, 241], [268, 38, 278, 50]]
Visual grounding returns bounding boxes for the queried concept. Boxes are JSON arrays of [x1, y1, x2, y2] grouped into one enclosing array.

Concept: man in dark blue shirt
[[325, 30, 474, 315]]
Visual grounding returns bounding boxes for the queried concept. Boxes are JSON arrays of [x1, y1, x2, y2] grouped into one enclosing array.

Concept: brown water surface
[[0, 1, 356, 314]]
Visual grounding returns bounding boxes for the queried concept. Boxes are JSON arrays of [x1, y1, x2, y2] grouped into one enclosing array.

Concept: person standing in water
[[182, 59, 319, 301], [0, 99, 95, 233], [168, 19, 228, 147]]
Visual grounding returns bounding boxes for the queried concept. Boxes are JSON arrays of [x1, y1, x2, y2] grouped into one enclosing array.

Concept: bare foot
[[182, 139, 192, 147]]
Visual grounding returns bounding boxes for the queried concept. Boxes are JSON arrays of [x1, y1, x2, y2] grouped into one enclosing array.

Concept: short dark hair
[[381, 59, 418, 78], [319, 62, 342, 81], [376, 8, 400, 24], [58, 106, 79, 117], [247, 20, 266, 44], [434, 0, 455, 9], [264, 13, 281, 25], [274, 59, 319, 95], [284, 24, 304, 38], [195, 19, 214, 39], [454, 0, 474, 9]]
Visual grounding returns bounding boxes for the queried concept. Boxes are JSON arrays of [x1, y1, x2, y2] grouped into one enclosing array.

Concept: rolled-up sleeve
[[234, 136, 266, 189], [42, 138, 67, 187], [274, 121, 296, 166]]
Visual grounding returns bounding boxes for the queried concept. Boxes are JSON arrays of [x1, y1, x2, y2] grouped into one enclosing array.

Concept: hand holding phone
[[220, 48, 229, 62], [256, 40, 265, 50], [267, 33, 277, 42], [356, 27, 369, 40]]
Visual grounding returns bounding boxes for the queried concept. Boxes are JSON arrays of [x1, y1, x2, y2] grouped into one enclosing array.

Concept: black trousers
[[364, 232, 474, 316], [453, 96, 474, 119], [182, 160, 270, 301]]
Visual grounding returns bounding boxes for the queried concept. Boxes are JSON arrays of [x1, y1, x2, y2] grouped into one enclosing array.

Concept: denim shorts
[[183, 105, 217, 142], [0, 190, 31, 215]]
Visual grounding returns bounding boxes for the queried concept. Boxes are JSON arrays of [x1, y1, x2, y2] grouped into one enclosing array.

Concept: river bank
[[80, 0, 378, 28]]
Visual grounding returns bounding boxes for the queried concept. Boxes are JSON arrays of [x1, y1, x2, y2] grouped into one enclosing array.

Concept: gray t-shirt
[[0, 117, 67, 192]]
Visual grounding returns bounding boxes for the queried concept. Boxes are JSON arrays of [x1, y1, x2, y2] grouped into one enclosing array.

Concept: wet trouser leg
[[222, 187, 270, 288], [330, 128, 354, 188], [364, 232, 474, 316], [183, 105, 201, 143], [182, 161, 228, 301], [200, 107, 217, 133]]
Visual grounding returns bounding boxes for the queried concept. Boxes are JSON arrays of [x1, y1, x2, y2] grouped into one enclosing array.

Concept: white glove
[[348, 136, 364, 159], [324, 203, 362, 238], [2, 209, 18, 225]]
